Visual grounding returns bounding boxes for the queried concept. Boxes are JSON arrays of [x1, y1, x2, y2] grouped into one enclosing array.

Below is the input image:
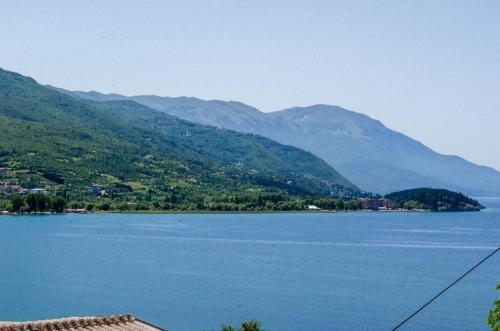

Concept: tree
[[51, 196, 66, 213], [35, 193, 49, 212], [99, 202, 111, 211], [239, 321, 262, 331], [336, 199, 345, 210], [220, 321, 262, 331], [0, 198, 8, 211], [486, 284, 500, 331], [26, 194, 37, 212], [25, 193, 51, 212], [9, 194, 25, 213]]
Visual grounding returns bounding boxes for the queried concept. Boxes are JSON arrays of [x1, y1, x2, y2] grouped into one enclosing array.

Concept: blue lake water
[[1, 198, 499, 331]]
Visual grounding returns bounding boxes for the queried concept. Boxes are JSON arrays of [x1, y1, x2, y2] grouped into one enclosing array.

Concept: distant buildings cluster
[[65, 208, 91, 214], [30, 188, 48, 194], [0, 183, 49, 195], [89, 183, 106, 196], [0, 168, 53, 195], [0, 181, 107, 197], [0, 183, 28, 195], [306, 198, 396, 211], [359, 198, 396, 210]]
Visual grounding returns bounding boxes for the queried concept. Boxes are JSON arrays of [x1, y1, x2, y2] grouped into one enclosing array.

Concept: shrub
[[220, 320, 262, 331], [486, 284, 500, 331]]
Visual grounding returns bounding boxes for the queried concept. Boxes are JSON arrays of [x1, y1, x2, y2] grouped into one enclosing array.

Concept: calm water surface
[[1, 198, 499, 331]]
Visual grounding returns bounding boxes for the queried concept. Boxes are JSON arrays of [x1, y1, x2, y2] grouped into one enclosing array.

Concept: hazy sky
[[1, 1, 499, 170]]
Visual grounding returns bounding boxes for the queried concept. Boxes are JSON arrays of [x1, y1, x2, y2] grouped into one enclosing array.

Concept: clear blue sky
[[1, 1, 499, 170]]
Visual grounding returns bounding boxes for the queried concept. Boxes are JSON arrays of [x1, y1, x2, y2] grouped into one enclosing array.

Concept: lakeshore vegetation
[[0, 191, 364, 213]]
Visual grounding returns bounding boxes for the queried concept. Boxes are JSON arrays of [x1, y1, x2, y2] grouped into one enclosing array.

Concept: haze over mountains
[[70, 90, 500, 196]]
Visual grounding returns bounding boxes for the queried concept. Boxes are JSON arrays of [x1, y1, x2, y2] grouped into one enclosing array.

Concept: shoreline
[[0, 208, 482, 216]]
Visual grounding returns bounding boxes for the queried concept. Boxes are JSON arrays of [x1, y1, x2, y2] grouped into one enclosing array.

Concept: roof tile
[[0, 315, 163, 331]]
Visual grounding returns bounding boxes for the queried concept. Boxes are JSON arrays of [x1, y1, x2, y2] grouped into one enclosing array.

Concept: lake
[[1, 198, 499, 331]]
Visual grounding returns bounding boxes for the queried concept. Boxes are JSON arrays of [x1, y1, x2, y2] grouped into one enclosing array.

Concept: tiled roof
[[0, 315, 164, 331]]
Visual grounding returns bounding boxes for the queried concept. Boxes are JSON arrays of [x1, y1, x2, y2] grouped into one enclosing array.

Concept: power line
[[391, 245, 500, 331]]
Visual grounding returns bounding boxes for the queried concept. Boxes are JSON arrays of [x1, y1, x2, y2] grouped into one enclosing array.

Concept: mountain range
[[0, 68, 357, 210], [66, 90, 500, 196]]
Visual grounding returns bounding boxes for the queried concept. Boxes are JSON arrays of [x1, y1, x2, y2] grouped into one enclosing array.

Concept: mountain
[[68, 90, 500, 196], [0, 68, 358, 210], [267, 105, 500, 196]]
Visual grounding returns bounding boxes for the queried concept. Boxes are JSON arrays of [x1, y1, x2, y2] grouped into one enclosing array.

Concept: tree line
[[0, 191, 365, 213], [5, 193, 66, 213]]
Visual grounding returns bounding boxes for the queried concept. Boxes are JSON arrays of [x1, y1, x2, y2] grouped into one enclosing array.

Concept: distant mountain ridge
[[67, 89, 500, 196]]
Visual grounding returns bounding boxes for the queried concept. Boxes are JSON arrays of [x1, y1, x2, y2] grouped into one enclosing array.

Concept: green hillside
[[0, 68, 358, 211]]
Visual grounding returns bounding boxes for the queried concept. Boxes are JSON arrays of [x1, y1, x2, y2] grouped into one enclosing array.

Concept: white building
[[30, 188, 48, 194]]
